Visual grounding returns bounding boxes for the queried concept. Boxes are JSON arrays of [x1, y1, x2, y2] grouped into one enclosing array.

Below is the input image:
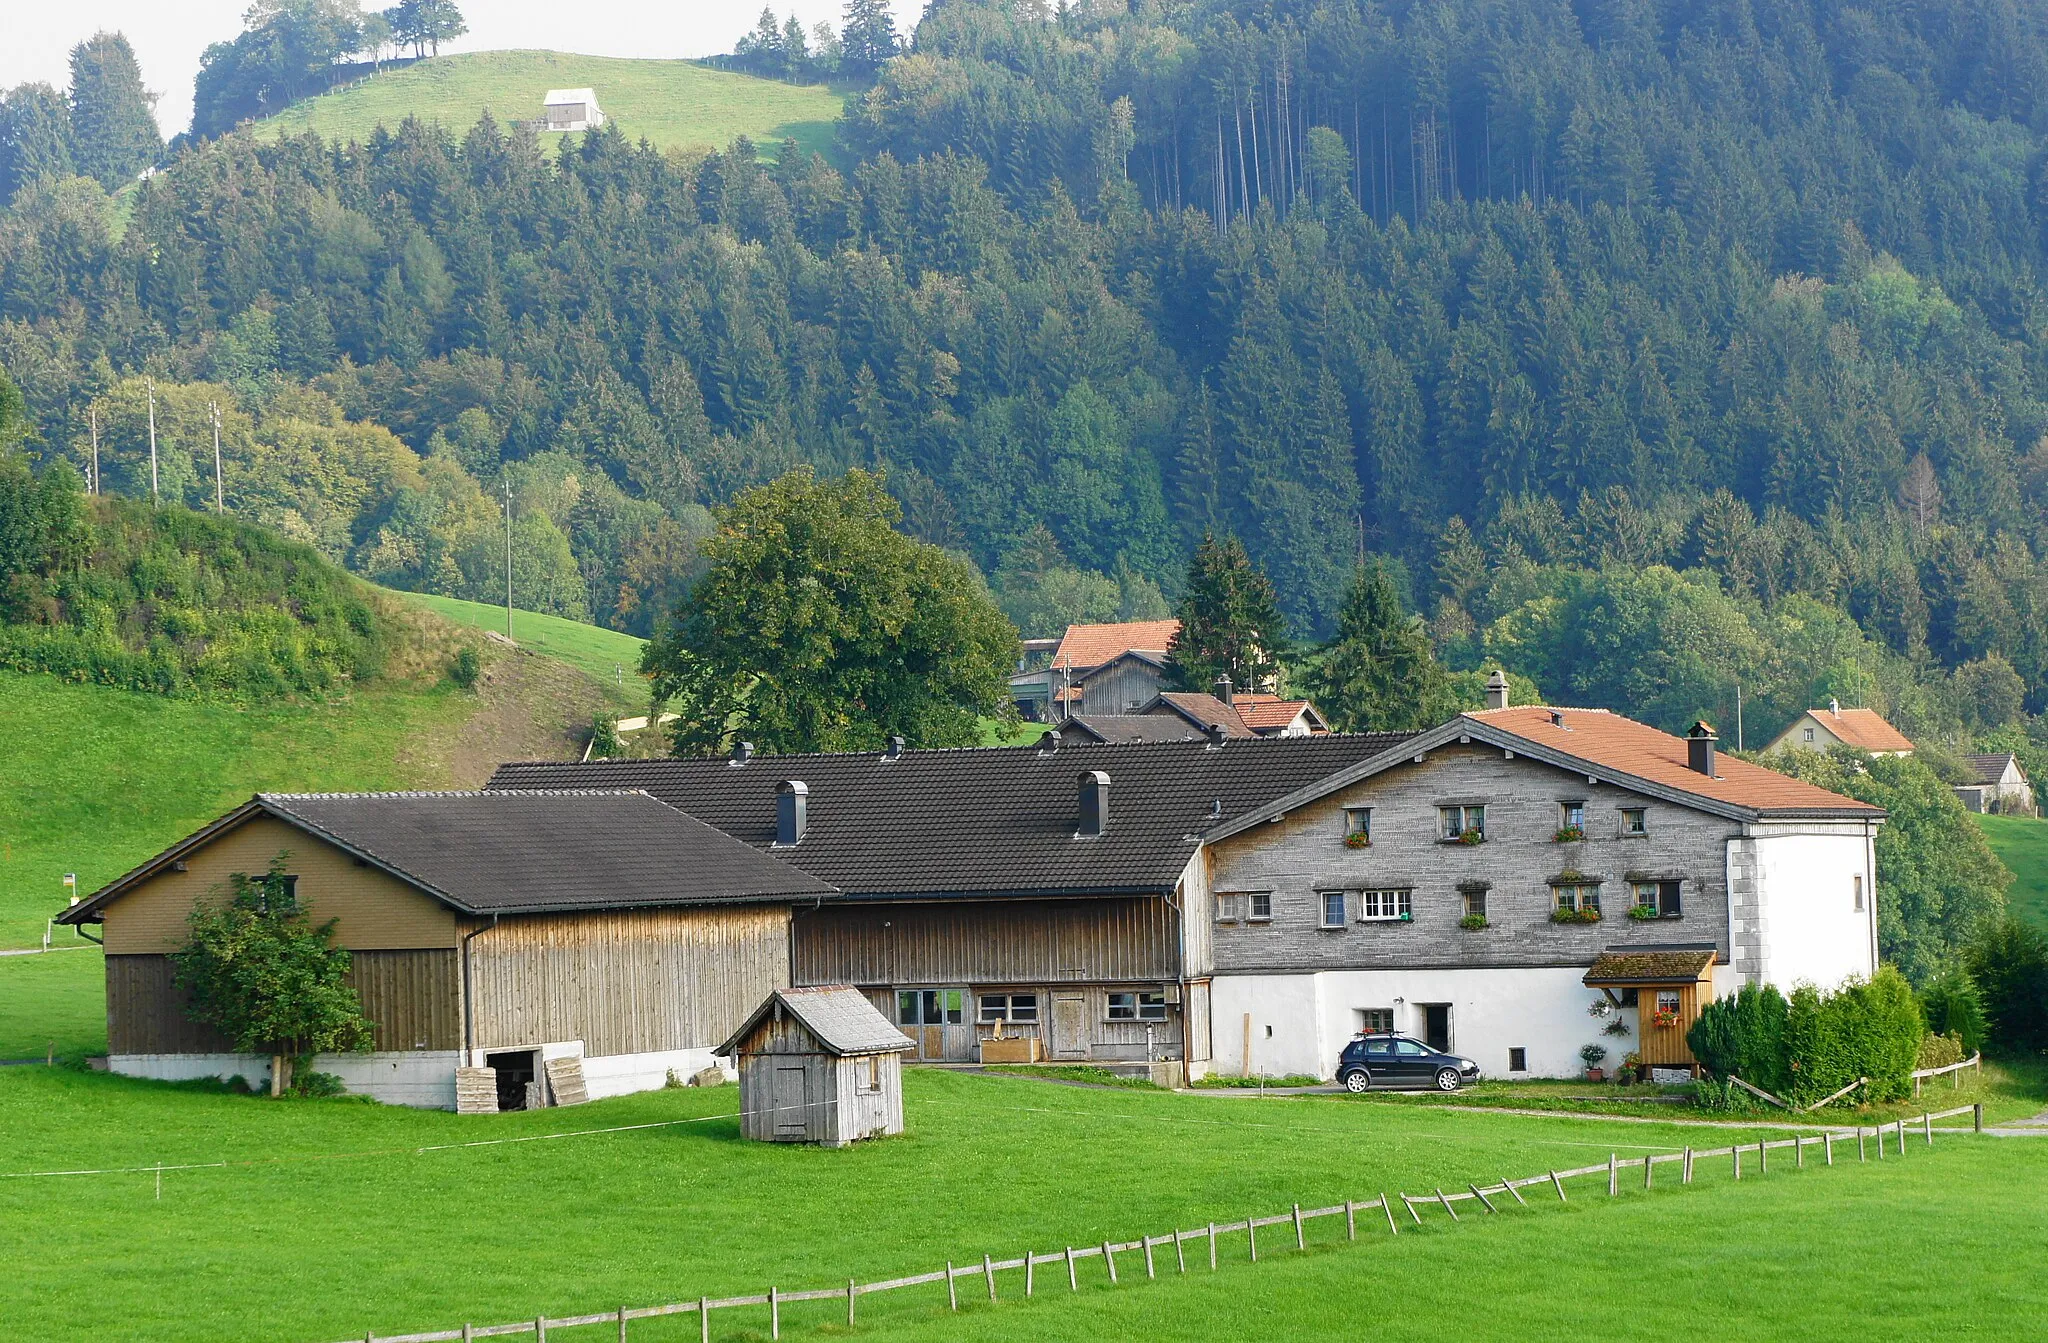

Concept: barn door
[[772, 1063, 809, 1138], [1052, 993, 1090, 1059]]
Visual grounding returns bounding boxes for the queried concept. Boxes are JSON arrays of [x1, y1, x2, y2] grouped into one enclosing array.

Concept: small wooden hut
[[720, 986, 912, 1147]]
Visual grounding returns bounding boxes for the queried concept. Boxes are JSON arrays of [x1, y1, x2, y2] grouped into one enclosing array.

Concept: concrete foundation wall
[[1209, 966, 1617, 1081]]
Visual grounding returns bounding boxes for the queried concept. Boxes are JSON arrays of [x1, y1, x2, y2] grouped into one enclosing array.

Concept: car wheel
[[1342, 1069, 1371, 1094], [1434, 1067, 1461, 1092]]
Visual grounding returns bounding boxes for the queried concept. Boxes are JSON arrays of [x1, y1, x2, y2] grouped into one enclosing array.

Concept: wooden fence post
[[1923, 1113, 1933, 1146], [1436, 1188, 1458, 1221], [1104, 1240, 1120, 1283], [1143, 1236, 1156, 1279], [1682, 1147, 1693, 1184], [1382, 1194, 1398, 1236], [1898, 1118, 1909, 1153], [1246, 1218, 1257, 1262], [1500, 1176, 1528, 1206], [1026, 1251, 1035, 1297], [946, 1261, 957, 1311], [1175, 1228, 1187, 1273], [1208, 1224, 1218, 1269], [1293, 1204, 1305, 1249], [1549, 1170, 1567, 1203], [1796, 1135, 1804, 1169], [1608, 1153, 1618, 1196], [1471, 1183, 1498, 1213], [1974, 1103, 1984, 1134], [1758, 1140, 1767, 1175], [1858, 1127, 1867, 1161], [1345, 1200, 1357, 1239], [985, 1253, 998, 1300], [1402, 1195, 1422, 1226], [538, 1315, 549, 1343], [464, 1326, 474, 1343], [1875, 1124, 1886, 1160], [698, 1299, 707, 1343], [1067, 1245, 1079, 1291], [768, 1289, 777, 1341], [847, 1278, 856, 1328], [1733, 1145, 1742, 1180], [1644, 1153, 1654, 1189], [1824, 1132, 1833, 1166]]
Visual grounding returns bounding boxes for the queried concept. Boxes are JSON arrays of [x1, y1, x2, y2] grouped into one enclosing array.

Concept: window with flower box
[[1439, 804, 1485, 842], [1553, 884, 1601, 918], [1343, 807, 1373, 847]]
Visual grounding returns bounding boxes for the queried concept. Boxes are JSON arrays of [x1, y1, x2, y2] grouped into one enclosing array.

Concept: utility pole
[[145, 377, 159, 506], [87, 405, 99, 495], [209, 401, 224, 513], [1735, 683, 1744, 753], [502, 477, 514, 641]]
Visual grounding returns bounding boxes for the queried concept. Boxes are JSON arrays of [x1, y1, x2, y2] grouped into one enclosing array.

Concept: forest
[[5, 0, 2048, 755]]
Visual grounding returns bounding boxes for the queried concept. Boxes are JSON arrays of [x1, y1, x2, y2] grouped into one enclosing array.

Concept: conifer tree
[[1167, 533, 1285, 694], [0, 84, 76, 201], [1301, 559, 1455, 732], [841, 0, 901, 74], [66, 33, 160, 190]]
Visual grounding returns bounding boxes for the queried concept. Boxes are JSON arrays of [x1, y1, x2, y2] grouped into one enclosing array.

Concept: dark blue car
[[1337, 1032, 1481, 1093]]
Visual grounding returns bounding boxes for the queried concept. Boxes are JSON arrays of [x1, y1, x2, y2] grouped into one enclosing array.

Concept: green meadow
[[377, 587, 648, 696], [255, 51, 846, 158], [1973, 812, 2048, 932]]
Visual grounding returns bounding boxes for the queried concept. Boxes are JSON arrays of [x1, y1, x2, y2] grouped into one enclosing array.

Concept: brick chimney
[[1213, 675, 1234, 706], [1485, 670, 1510, 711], [1687, 721, 1719, 777]]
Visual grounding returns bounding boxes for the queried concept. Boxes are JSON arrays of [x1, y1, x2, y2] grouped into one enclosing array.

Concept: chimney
[[1829, 698, 1841, 717], [775, 780, 808, 845], [1205, 722, 1226, 750], [1037, 730, 1062, 757], [1078, 770, 1110, 838], [1213, 674, 1235, 706], [883, 735, 905, 762], [1687, 721, 1719, 777], [729, 741, 753, 767], [1485, 670, 1510, 711]]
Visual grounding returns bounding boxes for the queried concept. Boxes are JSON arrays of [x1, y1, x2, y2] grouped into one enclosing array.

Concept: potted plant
[[1628, 903, 1659, 920], [1552, 824, 1586, 843], [1580, 1042, 1608, 1082], [1619, 1051, 1643, 1086], [1549, 906, 1602, 925], [1343, 831, 1372, 849], [1649, 1007, 1681, 1029], [1456, 826, 1485, 845], [1458, 913, 1489, 930]]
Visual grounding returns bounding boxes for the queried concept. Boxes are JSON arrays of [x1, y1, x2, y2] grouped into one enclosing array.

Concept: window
[[859, 1055, 882, 1093], [1248, 891, 1273, 922], [1461, 888, 1488, 919], [897, 989, 963, 1026], [1320, 891, 1348, 927], [1357, 1008, 1394, 1034], [1655, 991, 1681, 1016], [1215, 893, 1242, 924], [1559, 801, 1586, 831], [1359, 888, 1412, 921], [1630, 880, 1658, 912], [1508, 1047, 1528, 1073], [1657, 880, 1683, 917], [1803, 727, 1816, 743], [1554, 884, 1601, 915], [1853, 874, 1865, 912], [1108, 991, 1168, 1022], [1394, 1039, 1429, 1058], [978, 993, 1038, 1024], [1439, 804, 1485, 840], [1344, 807, 1372, 844], [1620, 807, 1647, 836], [1362, 1037, 1395, 1060]]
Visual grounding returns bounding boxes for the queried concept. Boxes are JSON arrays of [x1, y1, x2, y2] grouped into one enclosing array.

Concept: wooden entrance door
[[1051, 993, 1090, 1059], [771, 1063, 810, 1138], [895, 989, 968, 1060]]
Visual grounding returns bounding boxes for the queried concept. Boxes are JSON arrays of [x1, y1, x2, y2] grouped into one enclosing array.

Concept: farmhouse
[[56, 791, 834, 1108], [491, 731, 1408, 1081], [1008, 619, 1180, 721], [1764, 702, 1915, 757], [1197, 693, 1885, 1080], [1954, 752, 2034, 815]]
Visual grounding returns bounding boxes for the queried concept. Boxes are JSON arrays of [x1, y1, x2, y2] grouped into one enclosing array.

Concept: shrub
[[289, 1069, 348, 1098], [1579, 1043, 1608, 1069], [1458, 913, 1488, 930], [1916, 1032, 1965, 1070], [1919, 969, 1988, 1055], [1627, 903, 1658, 920], [589, 713, 621, 758], [448, 644, 481, 689], [1968, 917, 2048, 1053], [1688, 982, 1790, 1093], [1552, 825, 1585, 843]]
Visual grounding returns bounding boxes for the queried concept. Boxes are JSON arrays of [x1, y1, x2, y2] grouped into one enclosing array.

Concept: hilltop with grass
[[252, 51, 846, 158]]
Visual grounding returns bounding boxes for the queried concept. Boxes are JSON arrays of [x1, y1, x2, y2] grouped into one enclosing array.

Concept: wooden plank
[[455, 1068, 498, 1116], [1499, 1176, 1528, 1206], [543, 1056, 588, 1108], [1469, 1183, 1497, 1213]]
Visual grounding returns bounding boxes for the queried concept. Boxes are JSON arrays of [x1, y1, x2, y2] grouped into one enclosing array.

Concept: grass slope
[[378, 587, 647, 695], [1973, 813, 2048, 932], [255, 51, 845, 157], [5, 1065, 2036, 1342]]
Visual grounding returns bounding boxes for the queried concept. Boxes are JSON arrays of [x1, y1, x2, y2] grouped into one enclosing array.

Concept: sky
[[1, 1, 925, 136]]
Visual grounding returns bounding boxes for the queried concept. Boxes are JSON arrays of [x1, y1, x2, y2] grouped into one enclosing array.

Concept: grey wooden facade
[[1204, 743, 1737, 976], [722, 988, 911, 1147]]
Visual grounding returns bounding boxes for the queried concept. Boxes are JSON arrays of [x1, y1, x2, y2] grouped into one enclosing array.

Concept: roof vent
[[1205, 722, 1226, 750], [1078, 770, 1110, 838], [883, 735, 905, 762], [776, 780, 808, 846], [1687, 721, 1719, 778], [1213, 674, 1235, 706], [1038, 730, 1062, 757], [730, 741, 753, 767], [1485, 670, 1510, 711], [1549, 711, 1566, 729]]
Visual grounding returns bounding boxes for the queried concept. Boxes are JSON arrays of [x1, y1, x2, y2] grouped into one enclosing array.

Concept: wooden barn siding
[[469, 906, 789, 1058], [101, 815, 456, 955], [792, 898, 1179, 987], [107, 950, 458, 1054]]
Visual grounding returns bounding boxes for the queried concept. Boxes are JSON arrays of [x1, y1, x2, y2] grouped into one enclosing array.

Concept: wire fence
[[335, 1101, 1987, 1343]]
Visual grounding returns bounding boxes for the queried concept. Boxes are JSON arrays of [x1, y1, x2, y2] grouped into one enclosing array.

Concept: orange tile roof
[[1051, 620, 1181, 671], [1234, 694, 1321, 732], [1807, 708, 1915, 753], [1465, 706, 1883, 816]]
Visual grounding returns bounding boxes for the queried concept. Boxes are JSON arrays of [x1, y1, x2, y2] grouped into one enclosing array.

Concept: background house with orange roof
[[1008, 619, 1181, 721], [1764, 701, 1915, 756], [1195, 679, 1884, 1083]]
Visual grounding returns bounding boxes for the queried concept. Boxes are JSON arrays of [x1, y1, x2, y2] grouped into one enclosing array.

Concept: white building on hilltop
[[541, 89, 605, 132]]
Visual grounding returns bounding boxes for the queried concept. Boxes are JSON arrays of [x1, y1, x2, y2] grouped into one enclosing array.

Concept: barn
[[721, 986, 912, 1146], [55, 790, 835, 1108]]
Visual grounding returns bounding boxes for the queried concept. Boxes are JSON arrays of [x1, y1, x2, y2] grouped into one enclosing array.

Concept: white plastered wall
[[1748, 822, 1879, 990], [1209, 966, 1617, 1081]]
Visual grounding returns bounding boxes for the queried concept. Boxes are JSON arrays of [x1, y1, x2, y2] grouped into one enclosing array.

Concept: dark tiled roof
[[1583, 949, 1718, 984], [720, 986, 914, 1056], [1061, 715, 1212, 744], [1962, 753, 2022, 784], [62, 791, 835, 923], [489, 735, 1413, 899]]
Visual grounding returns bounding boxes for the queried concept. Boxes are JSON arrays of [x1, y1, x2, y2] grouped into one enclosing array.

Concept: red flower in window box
[[1344, 831, 1372, 849], [1650, 1009, 1681, 1029]]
